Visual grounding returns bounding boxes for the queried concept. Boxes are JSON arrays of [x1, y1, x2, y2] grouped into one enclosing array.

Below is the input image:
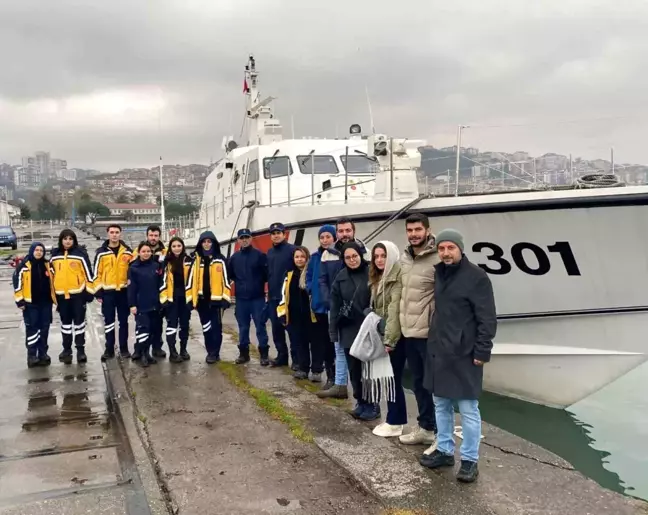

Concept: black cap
[[269, 222, 285, 233], [237, 228, 252, 238]]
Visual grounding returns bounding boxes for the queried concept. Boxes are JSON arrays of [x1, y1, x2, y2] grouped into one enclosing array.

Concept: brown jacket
[[399, 237, 439, 338]]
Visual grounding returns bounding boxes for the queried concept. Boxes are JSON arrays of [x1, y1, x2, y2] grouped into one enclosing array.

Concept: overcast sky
[[1, 0, 648, 171]]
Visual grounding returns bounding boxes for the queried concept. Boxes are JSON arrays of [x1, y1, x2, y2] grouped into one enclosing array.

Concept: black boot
[[27, 355, 40, 368], [169, 344, 183, 363], [119, 347, 131, 359], [38, 354, 52, 367], [179, 341, 190, 361], [235, 348, 250, 365], [139, 353, 150, 368], [270, 355, 288, 368], [259, 347, 269, 367], [76, 348, 87, 364], [152, 348, 167, 359], [101, 348, 115, 362], [59, 349, 73, 365]]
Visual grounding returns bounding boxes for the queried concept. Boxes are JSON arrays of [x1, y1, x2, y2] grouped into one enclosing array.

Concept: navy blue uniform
[[229, 245, 269, 353], [127, 258, 163, 359], [266, 240, 295, 363]]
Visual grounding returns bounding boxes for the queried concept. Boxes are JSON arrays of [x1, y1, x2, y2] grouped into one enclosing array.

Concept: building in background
[[104, 203, 161, 222]]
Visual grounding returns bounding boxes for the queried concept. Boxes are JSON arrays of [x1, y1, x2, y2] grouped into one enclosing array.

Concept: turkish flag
[[243, 79, 249, 93]]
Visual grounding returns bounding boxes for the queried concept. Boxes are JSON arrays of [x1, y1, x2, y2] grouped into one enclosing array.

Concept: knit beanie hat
[[318, 224, 336, 239], [435, 228, 465, 252]]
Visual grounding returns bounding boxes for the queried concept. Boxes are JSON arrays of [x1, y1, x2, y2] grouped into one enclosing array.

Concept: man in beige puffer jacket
[[398, 213, 439, 448]]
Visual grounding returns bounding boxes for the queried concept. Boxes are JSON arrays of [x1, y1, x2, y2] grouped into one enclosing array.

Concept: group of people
[[13, 224, 231, 369], [228, 215, 497, 483], [13, 214, 497, 483]]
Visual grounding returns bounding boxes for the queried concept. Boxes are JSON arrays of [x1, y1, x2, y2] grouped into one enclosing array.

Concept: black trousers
[[57, 295, 86, 351], [403, 337, 437, 432], [287, 316, 324, 374], [313, 313, 334, 378]]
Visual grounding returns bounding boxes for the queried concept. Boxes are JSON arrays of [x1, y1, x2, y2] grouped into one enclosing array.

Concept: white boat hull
[[188, 186, 648, 408]]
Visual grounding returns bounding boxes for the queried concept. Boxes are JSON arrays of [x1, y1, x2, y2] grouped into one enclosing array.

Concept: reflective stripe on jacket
[[49, 248, 94, 299], [186, 254, 231, 307], [160, 257, 192, 304], [92, 241, 133, 296]]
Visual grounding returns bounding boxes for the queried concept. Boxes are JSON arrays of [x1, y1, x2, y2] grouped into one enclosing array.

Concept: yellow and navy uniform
[[49, 247, 94, 299], [160, 256, 192, 304], [277, 270, 316, 325], [186, 253, 231, 307], [13, 259, 53, 306], [92, 241, 133, 296]]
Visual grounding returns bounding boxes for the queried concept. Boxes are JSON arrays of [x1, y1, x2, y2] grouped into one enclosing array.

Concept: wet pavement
[[0, 230, 161, 515]]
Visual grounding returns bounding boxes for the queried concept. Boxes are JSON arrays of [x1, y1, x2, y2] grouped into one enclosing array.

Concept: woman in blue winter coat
[[128, 242, 164, 367]]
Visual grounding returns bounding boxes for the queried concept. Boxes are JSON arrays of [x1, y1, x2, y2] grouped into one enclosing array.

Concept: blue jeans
[[235, 297, 269, 350], [433, 396, 481, 463], [334, 342, 348, 385]]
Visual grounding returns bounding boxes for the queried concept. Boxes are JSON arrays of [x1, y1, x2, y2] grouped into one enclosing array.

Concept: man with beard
[[398, 213, 439, 449], [316, 217, 367, 399], [420, 229, 496, 483]]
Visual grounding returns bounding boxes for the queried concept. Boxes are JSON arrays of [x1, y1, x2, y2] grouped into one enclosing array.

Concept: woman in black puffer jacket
[[329, 241, 379, 422]]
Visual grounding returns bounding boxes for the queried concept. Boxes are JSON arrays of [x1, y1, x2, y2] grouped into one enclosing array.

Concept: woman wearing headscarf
[[13, 242, 54, 368], [128, 242, 164, 367], [187, 231, 231, 364], [367, 240, 407, 437], [160, 236, 192, 363], [277, 246, 322, 381], [329, 241, 378, 421], [49, 229, 94, 364]]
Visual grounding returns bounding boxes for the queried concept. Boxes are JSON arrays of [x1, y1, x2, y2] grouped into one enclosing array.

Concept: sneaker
[[270, 357, 288, 368], [290, 362, 299, 372], [456, 460, 479, 483], [180, 349, 191, 361], [358, 404, 381, 422], [316, 384, 348, 399], [310, 373, 322, 383], [423, 440, 439, 455], [101, 350, 115, 362], [120, 350, 131, 359], [260, 356, 270, 366], [145, 354, 158, 365], [169, 351, 183, 363], [293, 370, 308, 380], [131, 349, 142, 361], [419, 449, 455, 470], [372, 423, 404, 438], [59, 349, 73, 365], [235, 351, 250, 365], [399, 426, 437, 445]]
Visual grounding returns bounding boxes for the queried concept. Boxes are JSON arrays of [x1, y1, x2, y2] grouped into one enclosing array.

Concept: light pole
[[455, 124, 469, 197]]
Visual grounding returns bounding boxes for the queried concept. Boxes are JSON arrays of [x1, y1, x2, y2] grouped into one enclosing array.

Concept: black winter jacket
[[425, 255, 497, 400], [328, 266, 371, 348]]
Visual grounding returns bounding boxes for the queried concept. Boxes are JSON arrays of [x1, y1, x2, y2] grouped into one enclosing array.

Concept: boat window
[[263, 156, 293, 179], [297, 155, 339, 175], [340, 155, 379, 175], [247, 160, 259, 183]]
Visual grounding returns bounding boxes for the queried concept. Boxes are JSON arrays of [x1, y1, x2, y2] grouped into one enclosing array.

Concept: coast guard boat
[[181, 55, 648, 409]]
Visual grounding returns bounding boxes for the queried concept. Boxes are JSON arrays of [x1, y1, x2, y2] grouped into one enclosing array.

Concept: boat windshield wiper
[[299, 149, 315, 167], [264, 149, 280, 174]]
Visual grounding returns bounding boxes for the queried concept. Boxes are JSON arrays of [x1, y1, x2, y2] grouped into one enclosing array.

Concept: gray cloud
[[2, 0, 648, 170]]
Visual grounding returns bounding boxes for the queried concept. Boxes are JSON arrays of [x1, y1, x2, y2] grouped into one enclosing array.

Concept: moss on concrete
[[217, 361, 313, 444]]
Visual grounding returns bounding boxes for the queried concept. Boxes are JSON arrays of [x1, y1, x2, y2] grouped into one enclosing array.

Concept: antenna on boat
[[243, 54, 282, 146], [365, 85, 375, 134]]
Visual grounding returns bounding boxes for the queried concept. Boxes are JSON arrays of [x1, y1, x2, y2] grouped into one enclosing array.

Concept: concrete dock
[[0, 226, 646, 514]]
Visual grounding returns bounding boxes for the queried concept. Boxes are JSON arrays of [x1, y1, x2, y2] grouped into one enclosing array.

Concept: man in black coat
[[420, 229, 496, 483]]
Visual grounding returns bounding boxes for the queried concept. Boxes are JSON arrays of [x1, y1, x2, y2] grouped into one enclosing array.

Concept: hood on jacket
[[57, 229, 78, 252], [341, 241, 367, 272], [377, 240, 400, 279], [406, 235, 437, 259], [27, 241, 46, 262], [196, 231, 221, 258]]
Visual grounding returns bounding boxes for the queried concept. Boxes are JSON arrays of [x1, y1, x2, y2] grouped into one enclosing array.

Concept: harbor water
[[405, 361, 648, 501]]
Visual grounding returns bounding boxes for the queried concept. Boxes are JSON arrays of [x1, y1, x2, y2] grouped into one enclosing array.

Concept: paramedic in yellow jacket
[[49, 229, 94, 365], [187, 231, 230, 364], [160, 236, 192, 363], [93, 224, 133, 362]]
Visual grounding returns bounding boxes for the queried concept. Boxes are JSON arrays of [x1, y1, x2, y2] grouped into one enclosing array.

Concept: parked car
[[0, 226, 17, 250]]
